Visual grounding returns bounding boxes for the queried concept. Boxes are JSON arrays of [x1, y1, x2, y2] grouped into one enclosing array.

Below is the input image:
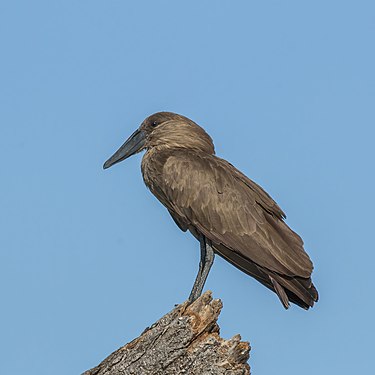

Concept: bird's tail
[[269, 273, 319, 309], [214, 243, 318, 309]]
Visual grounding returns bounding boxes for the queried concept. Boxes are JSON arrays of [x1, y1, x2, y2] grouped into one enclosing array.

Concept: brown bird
[[104, 112, 318, 309]]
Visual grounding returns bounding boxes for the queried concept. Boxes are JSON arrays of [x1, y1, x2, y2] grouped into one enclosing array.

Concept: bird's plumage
[[105, 112, 318, 309]]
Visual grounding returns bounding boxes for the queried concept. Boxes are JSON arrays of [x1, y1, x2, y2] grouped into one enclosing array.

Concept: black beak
[[103, 129, 146, 169]]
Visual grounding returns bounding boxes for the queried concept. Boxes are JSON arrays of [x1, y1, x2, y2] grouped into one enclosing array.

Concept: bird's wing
[[219, 158, 286, 220], [159, 152, 313, 278]]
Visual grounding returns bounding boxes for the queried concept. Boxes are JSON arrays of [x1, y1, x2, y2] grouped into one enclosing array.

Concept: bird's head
[[103, 112, 215, 169]]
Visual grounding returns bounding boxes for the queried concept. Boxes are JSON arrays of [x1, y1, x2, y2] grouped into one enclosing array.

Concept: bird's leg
[[188, 235, 215, 302], [188, 238, 206, 300]]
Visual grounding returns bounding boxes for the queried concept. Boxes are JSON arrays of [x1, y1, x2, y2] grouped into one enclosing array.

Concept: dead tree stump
[[82, 291, 250, 375]]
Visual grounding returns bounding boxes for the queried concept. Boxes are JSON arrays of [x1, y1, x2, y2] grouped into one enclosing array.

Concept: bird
[[103, 112, 318, 309]]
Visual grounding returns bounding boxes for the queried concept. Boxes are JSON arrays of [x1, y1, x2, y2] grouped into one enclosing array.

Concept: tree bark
[[82, 291, 250, 375]]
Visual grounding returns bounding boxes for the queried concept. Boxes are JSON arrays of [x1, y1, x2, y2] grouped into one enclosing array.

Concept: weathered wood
[[82, 291, 250, 375]]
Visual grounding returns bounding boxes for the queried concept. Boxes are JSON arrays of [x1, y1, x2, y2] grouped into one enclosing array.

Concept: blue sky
[[1, 1, 374, 374]]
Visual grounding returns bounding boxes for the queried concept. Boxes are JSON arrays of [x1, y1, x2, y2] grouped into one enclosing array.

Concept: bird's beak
[[103, 129, 146, 169]]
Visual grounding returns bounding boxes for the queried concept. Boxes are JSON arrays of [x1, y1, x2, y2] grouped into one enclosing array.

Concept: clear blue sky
[[1, 1, 374, 374]]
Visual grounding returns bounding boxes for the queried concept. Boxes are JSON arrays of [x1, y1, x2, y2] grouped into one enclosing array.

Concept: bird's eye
[[152, 121, 158, 127]]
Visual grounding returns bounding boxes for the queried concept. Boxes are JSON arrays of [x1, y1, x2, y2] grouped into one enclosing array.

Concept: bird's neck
[[141, 147, 169, 191]]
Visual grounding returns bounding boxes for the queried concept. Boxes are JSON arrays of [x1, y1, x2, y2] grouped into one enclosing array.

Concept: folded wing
[[160, 151, 313, 279]]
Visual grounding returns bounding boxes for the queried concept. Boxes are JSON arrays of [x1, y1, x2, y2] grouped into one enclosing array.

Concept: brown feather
[[138, 112, 318, 309], [152, 151, 313, 277]]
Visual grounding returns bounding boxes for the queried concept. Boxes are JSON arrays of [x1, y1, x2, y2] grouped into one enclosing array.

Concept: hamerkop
[[104, 112, 318, 309]]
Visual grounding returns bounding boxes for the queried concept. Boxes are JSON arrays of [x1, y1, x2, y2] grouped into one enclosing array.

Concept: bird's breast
[[141, 148, 169, 194], [141, 151, 155, 190]]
